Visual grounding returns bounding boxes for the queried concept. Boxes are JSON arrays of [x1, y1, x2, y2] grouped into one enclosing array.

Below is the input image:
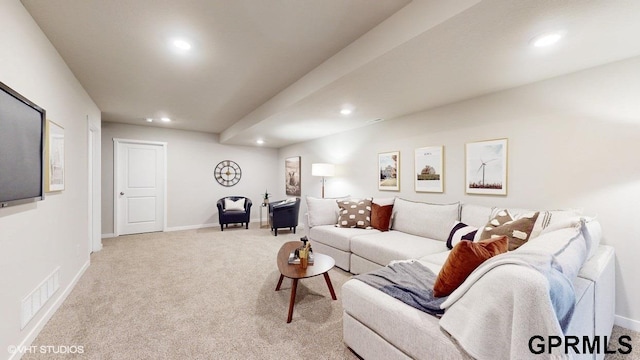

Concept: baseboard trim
[[101, 233, 115, 239], [165, 223, 218, 232], [615, 314, 640, 332], [9, 259, 91, 360], [165, 220, 283, 232]]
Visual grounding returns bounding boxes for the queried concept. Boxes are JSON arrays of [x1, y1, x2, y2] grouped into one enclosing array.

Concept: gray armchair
[[217, 196, 252, 231], [268, 198, 301, 236]]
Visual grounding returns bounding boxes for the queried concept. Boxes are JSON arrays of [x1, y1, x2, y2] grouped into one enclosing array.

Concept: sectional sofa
[[305, 197, 615, 360]]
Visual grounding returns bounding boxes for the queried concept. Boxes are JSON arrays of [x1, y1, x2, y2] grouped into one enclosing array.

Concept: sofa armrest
[[578, 245, 615, 282], [272, 202, 294, 211], [304, 212, 312, 229], [578, 245, 615, 339]]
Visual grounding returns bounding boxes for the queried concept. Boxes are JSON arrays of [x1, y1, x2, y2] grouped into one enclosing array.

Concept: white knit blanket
[[439, 251, 575, 360]]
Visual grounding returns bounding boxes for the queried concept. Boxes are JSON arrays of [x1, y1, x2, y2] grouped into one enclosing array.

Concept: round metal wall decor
[[214, 160, 242, 187]]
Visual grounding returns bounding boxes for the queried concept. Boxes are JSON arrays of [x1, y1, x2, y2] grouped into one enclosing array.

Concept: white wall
[[279, 56, 640, 329], [101, 122, 279, 234], [0, 0, 101, 355]]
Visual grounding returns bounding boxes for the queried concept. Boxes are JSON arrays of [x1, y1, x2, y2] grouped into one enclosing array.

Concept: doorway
[[114, 139, 167, 236]]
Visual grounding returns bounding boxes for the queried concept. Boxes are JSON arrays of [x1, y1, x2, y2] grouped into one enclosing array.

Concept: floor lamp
[[311, 163, 335, 198]]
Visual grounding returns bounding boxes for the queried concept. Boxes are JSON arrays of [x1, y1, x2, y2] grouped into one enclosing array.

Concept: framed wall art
[[45, 120, 65, 192], [378, 151, 400, 191], [285, 156, 301, 196], [415, 146, 443, 193], [465, 138, 508, 195]]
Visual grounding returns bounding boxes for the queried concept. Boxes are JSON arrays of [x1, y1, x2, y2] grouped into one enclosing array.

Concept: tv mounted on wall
[[0, 80, 46, 208]]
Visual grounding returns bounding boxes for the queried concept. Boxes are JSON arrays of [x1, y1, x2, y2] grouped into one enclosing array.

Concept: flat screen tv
[[0, 80, 46, 208]]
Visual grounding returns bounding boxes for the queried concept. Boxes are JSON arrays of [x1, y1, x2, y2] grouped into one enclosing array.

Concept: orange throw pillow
[[433, 235, 508, 297], [370, 203, 393, 231]]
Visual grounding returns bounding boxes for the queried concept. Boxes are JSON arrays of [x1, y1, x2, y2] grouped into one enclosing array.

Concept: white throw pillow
[[391, 198, 460, 242], [460, 204, 494, 228], [225, 198, 245, 211], [306, 196, 342, 227]]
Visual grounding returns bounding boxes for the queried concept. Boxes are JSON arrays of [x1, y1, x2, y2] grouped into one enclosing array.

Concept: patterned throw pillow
[[371, 203, 393, 231], [433, 235, 508, 297], [336, 199, 372, 229], [480, 210, 539, 251], [446, 221, 478, 249]]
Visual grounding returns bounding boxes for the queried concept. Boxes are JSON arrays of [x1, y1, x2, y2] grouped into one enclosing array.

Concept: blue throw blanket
[[354, 261, 446, 315], [539, 256, 576, 332]]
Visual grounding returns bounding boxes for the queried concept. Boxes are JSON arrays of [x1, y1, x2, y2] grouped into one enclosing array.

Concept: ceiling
[[22, 0, 640, 148]]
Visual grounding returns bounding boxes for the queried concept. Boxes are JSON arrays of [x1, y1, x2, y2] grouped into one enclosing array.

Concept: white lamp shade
[[312, 163, 335, 177]]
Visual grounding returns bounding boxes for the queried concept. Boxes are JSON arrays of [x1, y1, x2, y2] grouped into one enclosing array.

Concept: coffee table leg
[[323, 272, 337, 300], [275, 274, 284, 291], [287, 279, 298, 323]]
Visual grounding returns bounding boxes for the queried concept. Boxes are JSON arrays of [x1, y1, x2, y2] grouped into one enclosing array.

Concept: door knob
[[120, 192, 125, 195]]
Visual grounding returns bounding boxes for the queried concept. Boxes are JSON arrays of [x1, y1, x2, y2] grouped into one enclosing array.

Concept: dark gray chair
[[268, 198, 301, 236], [217, 196, 252, 231]]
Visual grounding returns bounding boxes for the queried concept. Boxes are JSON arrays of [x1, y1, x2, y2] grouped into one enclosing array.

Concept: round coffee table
[[275, 241, 337, 323]]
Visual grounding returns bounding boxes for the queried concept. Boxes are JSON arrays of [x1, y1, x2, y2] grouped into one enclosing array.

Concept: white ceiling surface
[[22, 0, 640, 148], [20, 0, 410, 133]]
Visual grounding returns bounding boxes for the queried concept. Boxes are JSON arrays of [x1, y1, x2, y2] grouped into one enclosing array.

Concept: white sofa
[[305, 197, 615, 360]]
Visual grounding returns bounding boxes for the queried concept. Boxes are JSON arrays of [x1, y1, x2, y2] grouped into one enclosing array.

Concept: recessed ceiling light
[[172, 39, 192, 51], [531, 31, 564, 48], [256, 139, 265, 145], [145, 118, 153, 123], [340, 108, 353, 116], [161, 117, 171, 122]]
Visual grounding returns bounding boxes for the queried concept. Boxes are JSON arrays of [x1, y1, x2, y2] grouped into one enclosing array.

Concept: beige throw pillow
[[481, 210, 539, 251]]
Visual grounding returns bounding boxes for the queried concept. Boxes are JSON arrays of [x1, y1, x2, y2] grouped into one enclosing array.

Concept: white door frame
[[113, 138, 168, 236], [88, 120, 102, 252]]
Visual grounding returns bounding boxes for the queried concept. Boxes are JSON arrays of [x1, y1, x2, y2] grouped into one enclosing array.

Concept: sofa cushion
[[493, 207, 583, 240], [446, 221, 478, 249], [337, 199, 372, 229], [371, 203, 393, 231], [433, 236, 508, 297], [583, 219, 602, 260], [518, 223, 588, 282], [419, 251, 450, 268], [342, 280, 468, 360], [538, 216, 601, 260], [460, 204, 494, 228], [350, 231, 448, 267], [309, 225, 379, 252], [481, 210, 539, 251], [391, 198, 460, 241], [305, 196, 340, 227]]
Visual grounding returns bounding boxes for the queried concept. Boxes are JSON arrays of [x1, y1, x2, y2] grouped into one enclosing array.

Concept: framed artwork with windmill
[[465, 139, 508, 195]]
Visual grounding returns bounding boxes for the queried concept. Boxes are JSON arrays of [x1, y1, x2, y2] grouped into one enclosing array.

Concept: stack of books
[[288, 249, 314, 265]]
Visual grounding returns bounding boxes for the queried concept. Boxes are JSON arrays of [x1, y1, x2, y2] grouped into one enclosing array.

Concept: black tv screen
[[0, 80, 46, 208]]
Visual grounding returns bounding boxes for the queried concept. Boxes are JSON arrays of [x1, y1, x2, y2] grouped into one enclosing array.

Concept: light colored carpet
[[23, 226, 639, 359], [24, 227, 359, 360]]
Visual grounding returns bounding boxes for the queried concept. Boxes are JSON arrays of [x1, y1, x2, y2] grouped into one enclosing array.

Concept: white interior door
[[115, 139, 166, 236]]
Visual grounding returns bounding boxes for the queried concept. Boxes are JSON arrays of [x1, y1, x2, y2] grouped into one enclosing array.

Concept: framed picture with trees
[[378, 151, 400, 191]]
